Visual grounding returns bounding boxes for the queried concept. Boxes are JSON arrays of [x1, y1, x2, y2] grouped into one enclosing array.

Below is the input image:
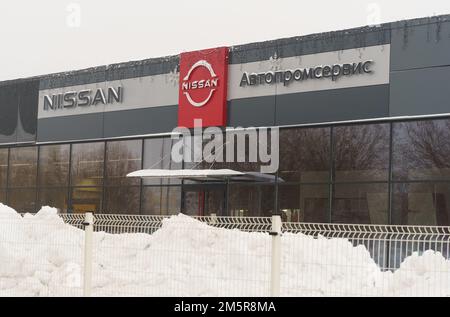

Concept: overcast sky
[[0, 0, 449, 81]]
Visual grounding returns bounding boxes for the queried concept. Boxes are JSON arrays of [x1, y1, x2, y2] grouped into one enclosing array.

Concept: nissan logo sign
[[181, 60, 218, 108]]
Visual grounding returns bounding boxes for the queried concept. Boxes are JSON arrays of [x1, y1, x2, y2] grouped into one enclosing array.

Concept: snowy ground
[[0, 203, 449, 296]]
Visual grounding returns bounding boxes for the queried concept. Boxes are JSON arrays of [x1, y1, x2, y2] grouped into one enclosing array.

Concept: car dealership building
[[1, 15, 450, 225]]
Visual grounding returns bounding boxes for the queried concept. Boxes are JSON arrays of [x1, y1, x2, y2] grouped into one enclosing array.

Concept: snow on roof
[[126, 169, 245, 179]]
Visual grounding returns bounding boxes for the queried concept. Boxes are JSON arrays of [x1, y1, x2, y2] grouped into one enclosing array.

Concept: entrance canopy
[[127, 169, 283, 183]]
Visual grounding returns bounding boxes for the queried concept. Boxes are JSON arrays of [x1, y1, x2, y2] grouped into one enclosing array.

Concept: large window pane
[[182, 184, 226, 216], [106, 140, 142, 186], [0, 190, 6, 205], [279, 184, 329, 223], [393, 119, 450, 181], [182, 191, 201, 216], [226, 130, 276, 174], [38, 187, 68, 212], [228, 184, 274, 217], [186, 130, 276, 174], [0, 149, 8, 188], [332, 183, 388, 224], [8, 188, 36, 213], [279, 127, 330, 183], [104, 186, 140, 214], [334, 124, 390, 182], [141, 186, 181, 215], [9, 147, 37, 187], [392, 182, 450, 225], [71, 142, 104, 187], [143, 138, 181, 185], [38, 144, 70, 187], [70, 187, 102, 213]]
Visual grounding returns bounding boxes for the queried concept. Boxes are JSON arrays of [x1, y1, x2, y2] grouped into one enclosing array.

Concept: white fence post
[[210, 213, 217, 225], [270, 215, 282, 297], [83, 212, 94, 297]]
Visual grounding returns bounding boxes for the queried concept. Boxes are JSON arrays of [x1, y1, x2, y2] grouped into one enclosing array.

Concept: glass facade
[[9, 146, 37, 187], [332, 183, 389, 224], [228, 184, 275, 217], [279, 127, 330, 183], [333, 123, 390, 182], [0, 117, 449, 225], [38, 144, 70, 187], [71, 142, 104, 187], [141, 186, 181, 215], [391, 182, 450, 226], [0, 148, 8, 188], [278, 184, 329, 223]]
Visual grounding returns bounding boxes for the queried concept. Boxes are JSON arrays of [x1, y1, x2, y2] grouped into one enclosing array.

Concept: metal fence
[[281, 222, 450, 296], [1, 212, 449, 296], [87, 214, 274, 297], [282, 222, 450, 269]]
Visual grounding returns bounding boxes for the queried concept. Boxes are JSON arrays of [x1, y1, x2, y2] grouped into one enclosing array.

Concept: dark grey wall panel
[[390, 66, 450, 117], [103, 105, 178, 138], [275, 85, 389, 126], [17, 80, 39, 142], [391, 20, 450, 71], [37, 113, 103, 142], [0, 81, 39, 144], [228, 85, 390, 128], [228, 96, 276, 127], [0, 84, 18, 143], [38, 106, 179, 142]]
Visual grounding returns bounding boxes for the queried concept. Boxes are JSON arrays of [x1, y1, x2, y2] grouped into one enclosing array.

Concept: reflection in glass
[[332, 183, 388, 224], [225, 130, 272, 173], [182, 184, 225, 216], [392, 182, 450, 225], [38, 144, 70, 186], [8, 188, 36, 213], [279, 127, 330, 182], [104, 186, 140, 214], [0, 190, 6, 204], [0, 149, 8, 188], [106, 140, 142, 186], [393, 119, 450, 181], [186, 130, 274, 173], [278, 184, 329, 222], [334, 124, 390, 182], [141, 186, 181, 215], [143, 138, 181, 185], [71, 187, 102, 213], [38, 187, 68, 212], [71, 142, 105, 187], [228, 184, 274, 217], [183, 191, 200, 216], [9, 147, 37, 187]]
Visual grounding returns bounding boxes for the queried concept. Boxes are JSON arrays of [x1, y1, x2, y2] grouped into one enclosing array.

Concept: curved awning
[[127, 169, 244, 179], [127, 169, 283, 183]]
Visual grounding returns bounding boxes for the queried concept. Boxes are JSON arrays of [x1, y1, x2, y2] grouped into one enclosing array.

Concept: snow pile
[[0, 203, 449, 296]]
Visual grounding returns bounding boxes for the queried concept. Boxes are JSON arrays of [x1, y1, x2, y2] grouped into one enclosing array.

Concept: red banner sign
[[178, 47, 229, 128]]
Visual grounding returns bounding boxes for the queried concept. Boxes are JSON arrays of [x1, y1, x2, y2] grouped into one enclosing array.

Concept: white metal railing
[[282, 222, 450, 270], [2, 212, 450, 296]]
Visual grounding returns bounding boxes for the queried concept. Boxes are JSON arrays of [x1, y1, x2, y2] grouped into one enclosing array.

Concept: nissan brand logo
[[181, 60, 218, 108]]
